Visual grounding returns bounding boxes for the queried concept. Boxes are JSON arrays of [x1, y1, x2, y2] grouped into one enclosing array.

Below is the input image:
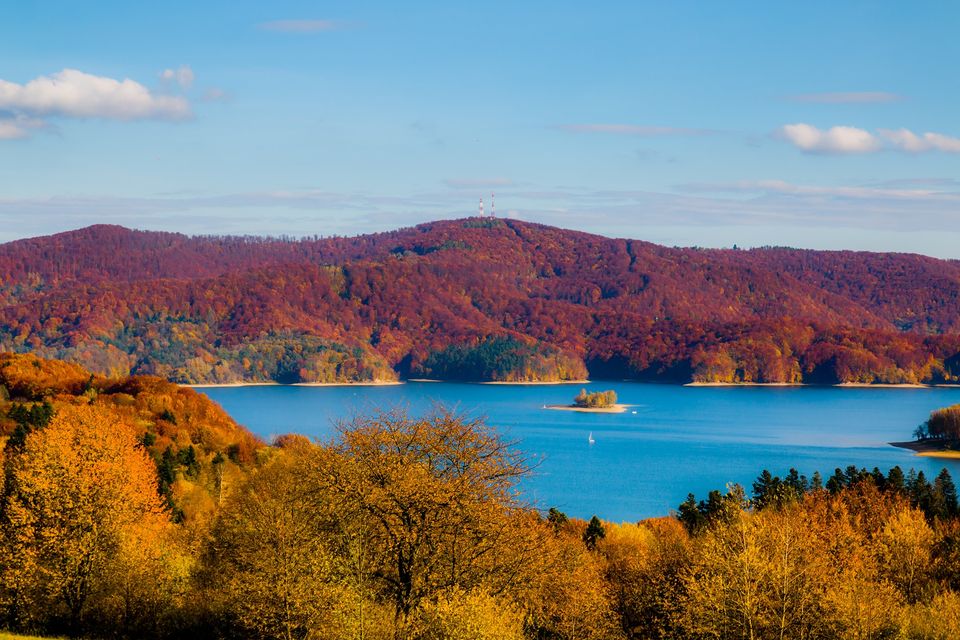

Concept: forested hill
[[1, 217, 959, 384]]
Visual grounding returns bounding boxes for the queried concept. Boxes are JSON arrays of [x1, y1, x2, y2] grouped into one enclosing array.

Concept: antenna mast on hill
[[491, 192, 496, 217]]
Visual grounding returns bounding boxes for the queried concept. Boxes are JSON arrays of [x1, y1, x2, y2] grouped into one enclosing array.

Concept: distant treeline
[[2, 356, 960, 639]]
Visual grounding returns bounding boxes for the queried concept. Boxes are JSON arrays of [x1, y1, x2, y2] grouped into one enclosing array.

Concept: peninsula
[[891, 404, 960, 458]]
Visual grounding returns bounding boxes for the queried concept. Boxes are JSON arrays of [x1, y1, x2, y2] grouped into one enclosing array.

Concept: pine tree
[[933, 469, 959, 519], [583, 516, 606, 550], [887, 466, 906, 495]]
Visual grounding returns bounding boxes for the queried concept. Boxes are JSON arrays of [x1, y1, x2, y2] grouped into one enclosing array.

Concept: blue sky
[[1, 1, 959, 256]]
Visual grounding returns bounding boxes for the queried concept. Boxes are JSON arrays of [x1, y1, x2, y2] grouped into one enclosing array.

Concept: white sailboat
[[588, 432, 595, 445]]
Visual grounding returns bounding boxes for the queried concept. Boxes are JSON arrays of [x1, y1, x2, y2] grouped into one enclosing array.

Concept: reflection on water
[[199, 382, 960, 521]]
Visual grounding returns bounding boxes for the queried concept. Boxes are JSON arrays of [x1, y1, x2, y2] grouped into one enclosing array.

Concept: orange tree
[[0, 404, 176, 635]]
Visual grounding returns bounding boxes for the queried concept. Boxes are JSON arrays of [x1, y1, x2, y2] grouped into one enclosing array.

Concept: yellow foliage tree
[[201, 447, 391, 640], [681, 505, 837, 639], [877, 506, 935, 603], [523, 521, 624, 640], [599, 518, 690, 639], [0, 404, 175, 635], [314, 409, 540, 626]]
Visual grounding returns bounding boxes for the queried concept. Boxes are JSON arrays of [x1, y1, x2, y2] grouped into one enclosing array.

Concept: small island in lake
[[547, 388, 628, 413], [891, 403, 960, 458]]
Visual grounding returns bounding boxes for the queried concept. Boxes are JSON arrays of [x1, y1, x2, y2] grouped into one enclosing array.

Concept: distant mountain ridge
[[0, 218, 958, 384]]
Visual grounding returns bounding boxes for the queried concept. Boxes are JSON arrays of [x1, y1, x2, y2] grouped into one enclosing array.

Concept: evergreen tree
[[583, 516, 606, 550], [887, 466, 906, 495], [910, 470, 934, 517], [751, 470, 776, 509], [810, 470, 823, 491], [933, 469, 959, 519], [547, 507, 568, 534], [178, 445, 201, 478], [826, 468, 846, 494], [785, 468, 808, 494], [678, 493, 705, 534], [871, 467, 887, 491]]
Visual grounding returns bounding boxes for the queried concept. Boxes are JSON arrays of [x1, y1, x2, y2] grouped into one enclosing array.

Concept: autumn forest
[[1, 219, 959, 386]]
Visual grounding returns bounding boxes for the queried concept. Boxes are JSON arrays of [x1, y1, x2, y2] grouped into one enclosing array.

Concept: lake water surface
[[199, 382, 960, 522]]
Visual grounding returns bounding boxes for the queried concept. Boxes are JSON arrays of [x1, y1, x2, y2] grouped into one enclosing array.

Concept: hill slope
[[0, 218, 958, 384]]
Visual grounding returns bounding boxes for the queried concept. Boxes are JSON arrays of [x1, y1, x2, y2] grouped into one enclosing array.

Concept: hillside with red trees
[[0, 217, 958, 384]]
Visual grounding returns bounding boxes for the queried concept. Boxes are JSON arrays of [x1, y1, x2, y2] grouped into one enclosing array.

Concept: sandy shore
[[890, 440, 960, 459], [684, 382, 803, 387], [292, 380, 402, 387], [547, 403, 630, 414], [481, 380, 590, 386], [185, 382, 280, 388], [835, 383, 929, 389], [186, 380, 401, 388], [685, 381, 946, 389]]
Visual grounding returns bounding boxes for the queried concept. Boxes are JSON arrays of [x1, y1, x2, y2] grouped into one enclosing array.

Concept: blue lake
[[198, 382, 960, 522]]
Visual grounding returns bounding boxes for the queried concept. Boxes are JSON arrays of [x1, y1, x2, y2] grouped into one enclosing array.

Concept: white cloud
[[0, 69, 192, 140], [777, 123, 880, 154], [258, 19, 341, 33], [160, 65, 194, 90], [0, 69, 190, 121], [879, 128, 960, 153], [786, 92, 903, 104], [557, 124, 713, 136]]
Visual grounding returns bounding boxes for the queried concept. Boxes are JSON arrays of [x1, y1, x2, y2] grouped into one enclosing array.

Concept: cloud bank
[[777, 124, 879, 154], [778, 123, 960, 155], [878, 128, 960, 153], [2, 175, 958, 247]]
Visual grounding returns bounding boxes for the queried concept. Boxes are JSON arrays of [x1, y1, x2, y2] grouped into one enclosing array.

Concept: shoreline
[[186, 380, 401, 389], [481, 379, 590, 386], [292, 380, 402, 387], [185, 379, 960, 390], [685, 381, 956, 389], [889, 440, 960, 459], [546, 403, 630, 414], [185, 382, 280, 388], [835, 382, 929, 389], [684, 382, 803, 387]]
